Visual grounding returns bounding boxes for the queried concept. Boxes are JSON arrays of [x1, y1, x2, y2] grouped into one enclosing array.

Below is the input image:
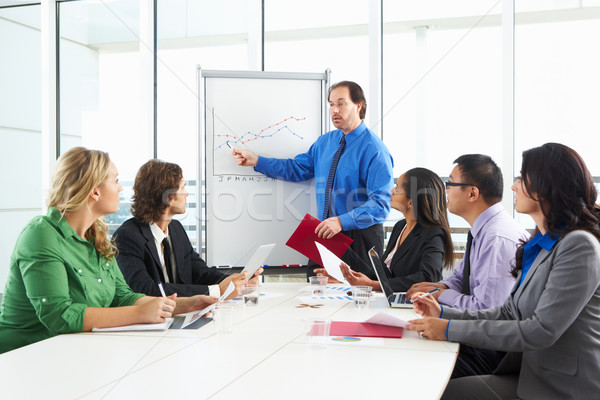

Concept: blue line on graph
[[214, 116, 306, 151], [215, 126, 304, 151]]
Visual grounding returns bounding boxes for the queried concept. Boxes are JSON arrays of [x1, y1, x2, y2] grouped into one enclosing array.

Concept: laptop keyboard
[[392, 293, 410, 304]]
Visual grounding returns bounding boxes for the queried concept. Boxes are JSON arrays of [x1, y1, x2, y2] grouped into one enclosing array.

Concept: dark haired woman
[[407, 143, 600, 400], [330, 167, 454, 292]]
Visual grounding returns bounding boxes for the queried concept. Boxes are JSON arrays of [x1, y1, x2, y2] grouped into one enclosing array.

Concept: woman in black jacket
[[340, 167, 453, 292]]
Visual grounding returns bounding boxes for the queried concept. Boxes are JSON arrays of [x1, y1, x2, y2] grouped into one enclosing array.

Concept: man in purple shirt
[[407, 154, 529, 378]]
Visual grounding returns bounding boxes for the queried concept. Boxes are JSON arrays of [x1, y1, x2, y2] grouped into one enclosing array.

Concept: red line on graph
[[215, 116, 306, 148]]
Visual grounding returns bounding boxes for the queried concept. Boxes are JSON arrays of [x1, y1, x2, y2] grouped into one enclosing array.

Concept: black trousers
[[306, 223, 384, 281], [442, 374, 519, 400], [451, 344, 506, 379]]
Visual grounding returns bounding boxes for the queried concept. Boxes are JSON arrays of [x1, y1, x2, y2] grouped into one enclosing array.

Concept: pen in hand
[[158, 282, 167, 298], [409, 288, 440, 303]]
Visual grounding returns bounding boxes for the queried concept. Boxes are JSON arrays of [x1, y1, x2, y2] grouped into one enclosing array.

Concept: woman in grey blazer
[[407, 143, 600, 400], [334, 168, 454, 291]]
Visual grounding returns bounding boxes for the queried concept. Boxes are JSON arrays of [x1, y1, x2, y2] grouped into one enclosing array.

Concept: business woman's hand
[[406, 317, 448, 341], [232, 148, 258, 166], [313, 268, 341, 283], [137, 296, 176, 322], [340, 262, 376, 288]]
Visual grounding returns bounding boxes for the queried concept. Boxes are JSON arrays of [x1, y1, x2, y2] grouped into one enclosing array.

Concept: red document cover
[[328, 321, 404, 338], [285, 213, 353, 267]]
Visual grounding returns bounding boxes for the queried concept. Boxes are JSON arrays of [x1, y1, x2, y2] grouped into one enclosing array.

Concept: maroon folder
[[328, 321, 403, 338], [285, 213, 353, 267]]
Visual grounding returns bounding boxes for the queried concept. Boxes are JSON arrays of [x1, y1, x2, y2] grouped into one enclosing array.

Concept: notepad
[[328, 321, 403, 338], [323, 313, 409, 338], [92, 318, 174, 332]]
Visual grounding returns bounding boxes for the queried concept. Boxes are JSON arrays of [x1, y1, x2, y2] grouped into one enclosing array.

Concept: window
[[514, 4, 600, 228], [157, 0, 251, 252], [264, 0, 370, 102], [0, 4, 41, 290], [59, 0, 147, 231], [383, 0, 503, 239]]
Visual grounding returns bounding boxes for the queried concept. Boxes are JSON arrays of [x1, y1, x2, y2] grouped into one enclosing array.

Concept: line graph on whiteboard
[[214, 116, 306, 151], [210, 109, 314, 176]]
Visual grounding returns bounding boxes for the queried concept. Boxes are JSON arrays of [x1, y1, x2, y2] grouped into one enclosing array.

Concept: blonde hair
[[47, 147, 116, 260]]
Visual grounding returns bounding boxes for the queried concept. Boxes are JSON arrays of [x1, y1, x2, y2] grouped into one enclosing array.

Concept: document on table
[[326, 313, 409, 338], [92, 318, 174, 332], [180, 282, 235, 328], [315, 242, 349, 284], [298, 284, 351, 293], [364, 312, 409, 328], [328, 321, 404, 338], [297, 295, 353, 304], [285, 213, 353, 266]]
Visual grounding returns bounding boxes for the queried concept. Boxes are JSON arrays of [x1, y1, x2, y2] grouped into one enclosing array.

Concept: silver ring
[[163, 305, 170, 311]]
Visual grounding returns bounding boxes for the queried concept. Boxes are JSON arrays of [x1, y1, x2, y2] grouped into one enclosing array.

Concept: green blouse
[[0, 207, 144, 354]]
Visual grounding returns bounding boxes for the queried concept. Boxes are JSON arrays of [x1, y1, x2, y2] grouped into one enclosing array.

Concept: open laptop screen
[[368, 247, 412, 308], [368, 247, 395, 300]]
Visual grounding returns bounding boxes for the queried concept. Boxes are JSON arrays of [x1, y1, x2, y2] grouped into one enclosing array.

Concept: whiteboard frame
[[197, 68, 330, 266]]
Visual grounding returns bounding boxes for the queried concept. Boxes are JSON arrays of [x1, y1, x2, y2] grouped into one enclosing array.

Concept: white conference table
[[0, 283, 458, 400]]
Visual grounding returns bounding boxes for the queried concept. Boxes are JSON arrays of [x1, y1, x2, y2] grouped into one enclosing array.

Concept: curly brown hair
[[131, 159, 183, 224]]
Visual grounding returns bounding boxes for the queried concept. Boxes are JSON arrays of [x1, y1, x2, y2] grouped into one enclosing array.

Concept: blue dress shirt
[[519, 232, 558, 286], [254, 121, 393, 231]]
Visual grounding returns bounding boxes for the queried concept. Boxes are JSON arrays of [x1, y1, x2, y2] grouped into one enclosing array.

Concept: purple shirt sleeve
[[438, 235, 518, 310], [440, 258, 464, 292]]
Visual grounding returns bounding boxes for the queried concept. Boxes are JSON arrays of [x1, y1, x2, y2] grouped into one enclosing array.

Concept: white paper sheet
[[181, 282, 235, 328], [315, 242, 349, 284], [92, 318, 174, 332], [298, 284, 352, 293], [364, 312, 409, 328], [297, 295, 352, 304]]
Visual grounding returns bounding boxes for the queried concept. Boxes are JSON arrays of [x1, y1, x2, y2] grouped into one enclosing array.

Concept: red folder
[[285, 213, 353, 267], [328, 321, 403, 338]]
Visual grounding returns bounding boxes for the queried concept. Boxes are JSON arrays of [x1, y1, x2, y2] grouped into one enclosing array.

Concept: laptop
[[240, 243, 276, 278], [368, 247, 413, 308]]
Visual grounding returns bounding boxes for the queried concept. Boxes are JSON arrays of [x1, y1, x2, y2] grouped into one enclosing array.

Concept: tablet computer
[[241, 243, 275, 278]]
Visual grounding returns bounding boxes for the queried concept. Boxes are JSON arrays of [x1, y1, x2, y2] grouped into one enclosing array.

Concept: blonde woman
[[0, 147, 216, 354]]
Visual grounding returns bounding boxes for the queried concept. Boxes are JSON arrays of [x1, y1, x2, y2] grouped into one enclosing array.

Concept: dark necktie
[[322, 135, 346, 220], [461, 231, 473, 295], [162, 238, 175, 283]]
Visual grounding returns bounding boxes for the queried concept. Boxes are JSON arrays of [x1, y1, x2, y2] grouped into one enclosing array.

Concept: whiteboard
[[199, 70, 329, 267]]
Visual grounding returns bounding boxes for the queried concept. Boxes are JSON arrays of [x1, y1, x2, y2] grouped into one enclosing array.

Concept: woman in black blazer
[[341, 168, 454, 292]]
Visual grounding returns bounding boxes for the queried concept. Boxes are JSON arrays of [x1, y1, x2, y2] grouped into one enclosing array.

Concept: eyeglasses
[[329, 102, 348, 110], [445, 180, 475, 189]]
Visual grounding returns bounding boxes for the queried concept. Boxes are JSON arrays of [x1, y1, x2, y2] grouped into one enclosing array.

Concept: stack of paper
[[92, 318, 174, 332]]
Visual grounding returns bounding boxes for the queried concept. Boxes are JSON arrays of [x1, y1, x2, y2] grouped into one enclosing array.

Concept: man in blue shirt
[[233, 81, 394, 278]]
